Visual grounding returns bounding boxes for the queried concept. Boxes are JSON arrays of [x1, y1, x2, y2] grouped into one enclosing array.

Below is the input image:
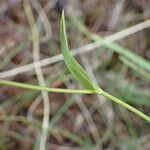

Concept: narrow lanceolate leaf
[[60, 10, 102, 92]]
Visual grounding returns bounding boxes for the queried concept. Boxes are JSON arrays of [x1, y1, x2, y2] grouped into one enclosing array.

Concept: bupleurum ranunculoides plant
[[0, 10, 149, 123], [60, 10, 150, 123]]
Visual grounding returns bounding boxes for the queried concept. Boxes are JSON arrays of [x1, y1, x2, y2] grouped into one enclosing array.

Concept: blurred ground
[[0, 0, 150, 150]]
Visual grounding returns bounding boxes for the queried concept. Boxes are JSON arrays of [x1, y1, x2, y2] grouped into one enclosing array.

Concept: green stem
[[101, 91, 150, 122], [0, 79, 150, 122], [0, 79, 95, 94]]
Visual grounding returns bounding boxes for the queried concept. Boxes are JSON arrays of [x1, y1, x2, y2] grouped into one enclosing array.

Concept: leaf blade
[[60, 10, 100, 90]]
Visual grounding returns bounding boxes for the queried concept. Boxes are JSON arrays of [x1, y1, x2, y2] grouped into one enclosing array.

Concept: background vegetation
[[0, 0, 150, 149]]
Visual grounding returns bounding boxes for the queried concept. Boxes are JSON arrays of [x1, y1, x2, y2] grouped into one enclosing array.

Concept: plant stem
[[0, 79, 150, 123], [0, 79, 95, 94], [101, 91, 150, 122]]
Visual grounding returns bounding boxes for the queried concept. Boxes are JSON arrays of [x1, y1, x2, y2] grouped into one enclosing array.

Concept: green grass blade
[[0, 41, 29, 70], [120, 56, 150, 81], [70, 13, 150, 72]]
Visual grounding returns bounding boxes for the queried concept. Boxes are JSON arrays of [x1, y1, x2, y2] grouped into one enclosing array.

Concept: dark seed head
[[55, 0, 68, 14]]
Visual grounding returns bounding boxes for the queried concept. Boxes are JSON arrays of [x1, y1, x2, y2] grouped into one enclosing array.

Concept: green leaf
[[60, 10, 102, 92]]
